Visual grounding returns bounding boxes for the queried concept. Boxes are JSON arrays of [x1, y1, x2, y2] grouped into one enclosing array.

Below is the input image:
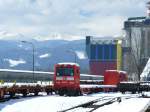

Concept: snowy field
[[0, 92, 150, 112]]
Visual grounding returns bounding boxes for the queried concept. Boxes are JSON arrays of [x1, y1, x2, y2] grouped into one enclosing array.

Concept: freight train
[[0, 62, 128, 98], [53, 63, 127, 96], [0, 63, 105, 98], [53, 62, 150, 95]]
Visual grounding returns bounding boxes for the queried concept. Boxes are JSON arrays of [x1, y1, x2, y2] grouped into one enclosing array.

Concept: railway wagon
[[117, 81, 150, 94], [104, 70, 128, 91], [104, 70, 128, 85], [0, 83, 53, 99]]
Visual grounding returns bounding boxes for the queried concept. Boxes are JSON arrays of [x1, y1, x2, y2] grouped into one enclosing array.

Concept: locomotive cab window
[[56, 68, 74, 76]]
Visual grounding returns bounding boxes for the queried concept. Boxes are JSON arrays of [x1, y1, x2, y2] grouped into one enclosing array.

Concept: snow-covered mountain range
[[0, 39, 89, 73]]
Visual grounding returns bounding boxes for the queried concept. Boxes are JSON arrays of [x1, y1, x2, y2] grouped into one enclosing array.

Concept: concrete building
[[123, 1, 150, 80]]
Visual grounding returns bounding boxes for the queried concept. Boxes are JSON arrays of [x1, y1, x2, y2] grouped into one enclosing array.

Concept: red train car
[[53, 63, 81, 96], [104, 70, 128, 85]]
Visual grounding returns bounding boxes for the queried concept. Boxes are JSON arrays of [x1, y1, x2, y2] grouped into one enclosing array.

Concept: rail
[[59, 95, 141, 112], [59, 97, 119, 112]]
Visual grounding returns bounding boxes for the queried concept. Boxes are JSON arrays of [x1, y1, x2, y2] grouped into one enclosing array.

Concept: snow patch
[[75, 51, 87, 59], [39, 53, 50, 59], [140, 58, 150, 81], [4, 59, 26, 67], [94, 98, 150, 112], [0, 96, 98, 112], [0, 93, 150, 112]]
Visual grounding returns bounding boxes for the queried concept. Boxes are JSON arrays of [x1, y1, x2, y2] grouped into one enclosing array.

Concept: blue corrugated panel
[[97, 45, 103, 60], [111, 44, 117, 59], [89, 43, 117, 60], [109, 45, 112, 59], [103, 45, 110, 60], [95, 45, 98, 60], [90, 45, 96, 59], [102, 45, 105, 60]]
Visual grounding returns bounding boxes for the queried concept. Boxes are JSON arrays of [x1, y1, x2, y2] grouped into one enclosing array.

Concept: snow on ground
[[141, 58, 150, 80], [0, 92, 150, 112], [94, 98, 150, 112], [89, 92, 139, 97], [0, 95, 98, 112]]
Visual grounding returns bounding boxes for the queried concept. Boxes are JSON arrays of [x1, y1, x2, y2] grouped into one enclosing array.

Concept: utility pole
[[21, 41, 35, 83]]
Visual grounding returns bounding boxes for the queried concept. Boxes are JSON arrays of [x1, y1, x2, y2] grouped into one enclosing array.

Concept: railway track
[[59, 96, 118, 112], [59, 95, 141, 112]]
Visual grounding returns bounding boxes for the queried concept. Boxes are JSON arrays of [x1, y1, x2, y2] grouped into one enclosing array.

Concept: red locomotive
[[53, 63, 81, 96], [0, 64, 129, 99], [53, 62, 105, 96]]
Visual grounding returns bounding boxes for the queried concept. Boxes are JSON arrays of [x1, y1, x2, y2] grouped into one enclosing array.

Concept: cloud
[[0, 0, 147, 40]]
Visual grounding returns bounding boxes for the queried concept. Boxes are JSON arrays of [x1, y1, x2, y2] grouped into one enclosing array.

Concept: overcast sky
[[0, 0, 148, 40]]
